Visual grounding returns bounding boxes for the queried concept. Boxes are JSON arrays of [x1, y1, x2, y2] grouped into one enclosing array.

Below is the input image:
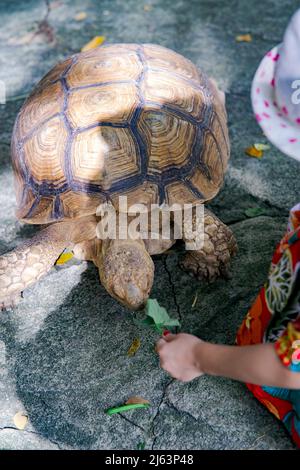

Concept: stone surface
[[0, 0, 299, 450]]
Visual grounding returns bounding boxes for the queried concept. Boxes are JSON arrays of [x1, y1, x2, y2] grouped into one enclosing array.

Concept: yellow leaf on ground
[[245, 313, 252, 330], [55, 252, 74, 265], [254, 143, 270, 151], [126, 396, 150, 405], [236, 34, 252, 42], [8, 32, 35, 45], [81, 36, 106, 52], [13, 412, 28, 430], [127, 338, 141, 357], [74, 12, 87, 21], [144, 4, 152, 11], [245, 146, 263, 159]]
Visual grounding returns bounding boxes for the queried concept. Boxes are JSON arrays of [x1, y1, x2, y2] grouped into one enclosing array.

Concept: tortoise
[[0, 43, 237, 311]]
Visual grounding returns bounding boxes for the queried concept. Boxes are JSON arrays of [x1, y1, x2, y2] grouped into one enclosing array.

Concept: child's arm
[[156, 333, 300, 389]]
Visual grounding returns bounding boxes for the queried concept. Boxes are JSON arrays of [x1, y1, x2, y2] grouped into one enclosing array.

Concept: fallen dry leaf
[[13, 412, 28, 430], [8, 32, 36, 45], [81, 35, 106, 52], [254, 143, 270, 151], [55, 251, 74, 265], [245, 145, 263, 159], [127, 338, 141, 357], [74, 12, 87, 21], [236, 34, 252, 43], [144, 4, 153, 11], [126, 396, 150, 405], [51, 1, 63, 8]]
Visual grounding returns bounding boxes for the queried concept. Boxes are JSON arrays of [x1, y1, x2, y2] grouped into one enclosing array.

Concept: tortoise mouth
[[114, 283, 148, 311]]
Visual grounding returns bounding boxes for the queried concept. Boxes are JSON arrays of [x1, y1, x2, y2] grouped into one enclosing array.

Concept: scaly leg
[[0, 217, 97, 310], [180, 207, 237, 282]]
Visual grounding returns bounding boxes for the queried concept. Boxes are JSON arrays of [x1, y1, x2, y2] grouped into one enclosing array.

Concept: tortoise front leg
[[0, 217, 97, 310], [0, 226, 67, 310], [180, 207, 237, 282]]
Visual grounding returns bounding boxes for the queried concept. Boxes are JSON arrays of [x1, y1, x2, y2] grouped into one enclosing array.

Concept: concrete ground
[[0, 0, 299, 450]]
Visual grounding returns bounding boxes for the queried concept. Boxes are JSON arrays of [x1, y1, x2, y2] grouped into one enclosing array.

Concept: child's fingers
[[156, 338, 166, 352], [163, 333, 176, 342]]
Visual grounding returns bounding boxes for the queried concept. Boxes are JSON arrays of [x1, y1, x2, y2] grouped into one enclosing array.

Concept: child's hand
[[156, 332, 205, 382]]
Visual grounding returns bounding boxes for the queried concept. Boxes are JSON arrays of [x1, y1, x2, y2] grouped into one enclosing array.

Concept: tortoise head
[[98, 238, 154, 310]]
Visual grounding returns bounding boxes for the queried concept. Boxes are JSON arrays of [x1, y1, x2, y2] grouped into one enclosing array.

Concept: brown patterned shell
[[11, 44, 230, 224]]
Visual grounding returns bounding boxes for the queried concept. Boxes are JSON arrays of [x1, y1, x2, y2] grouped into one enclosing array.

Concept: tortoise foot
[[181, 209, 237, 282], [180, 251, 232, 282], [0, 292, 22, 312]]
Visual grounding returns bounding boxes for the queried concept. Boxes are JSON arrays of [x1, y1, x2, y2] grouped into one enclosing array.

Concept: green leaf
[[106, 403, 150, 415], [244, 207, 265, 218], [140, 317, 156, 327], [145, 299, 180, 331]]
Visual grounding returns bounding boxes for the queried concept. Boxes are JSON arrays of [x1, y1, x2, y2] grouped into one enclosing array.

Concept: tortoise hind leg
[[180, 208, 237, 282], [0, 217, 97, 310]]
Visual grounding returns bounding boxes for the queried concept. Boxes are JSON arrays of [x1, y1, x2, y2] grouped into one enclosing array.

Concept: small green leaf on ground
[[244, 207, 265, 218], [105, 403, 150, 416], [137, 442, 146, 450]]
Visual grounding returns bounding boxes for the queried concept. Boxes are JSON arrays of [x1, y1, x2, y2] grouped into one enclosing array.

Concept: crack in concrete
[[0, 425, 62, 449], [118, 413, 146, 434], [163, 256, 182, 327], [226, 213, 287, 227], [35, 0, 55, 43], [246, 425, 274, 450], [164, 399, 199, 424], [150, 379, 174, 450]]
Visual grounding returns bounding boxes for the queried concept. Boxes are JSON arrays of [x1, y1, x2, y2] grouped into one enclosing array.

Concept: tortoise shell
[[11, 44, 230, 224]]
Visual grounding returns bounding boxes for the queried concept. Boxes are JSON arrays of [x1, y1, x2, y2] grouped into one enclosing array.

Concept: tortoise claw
[[0, 293, 22, 312]]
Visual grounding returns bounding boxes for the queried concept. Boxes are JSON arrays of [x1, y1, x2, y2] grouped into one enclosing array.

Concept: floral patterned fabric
[[236, 203, 300, 447]]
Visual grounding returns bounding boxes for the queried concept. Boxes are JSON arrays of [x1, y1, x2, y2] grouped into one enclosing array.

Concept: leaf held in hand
[[236, 34, 252, 42], [127, 338, 141, 357], [13, 412, 28, 430], [245, 146, 263, 159], [81, 36, 106, 52], [125, 396, 150, 405], [245, 207, 265, 218], [74, 12, 87, 21], [145, 299, 180, 333]]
